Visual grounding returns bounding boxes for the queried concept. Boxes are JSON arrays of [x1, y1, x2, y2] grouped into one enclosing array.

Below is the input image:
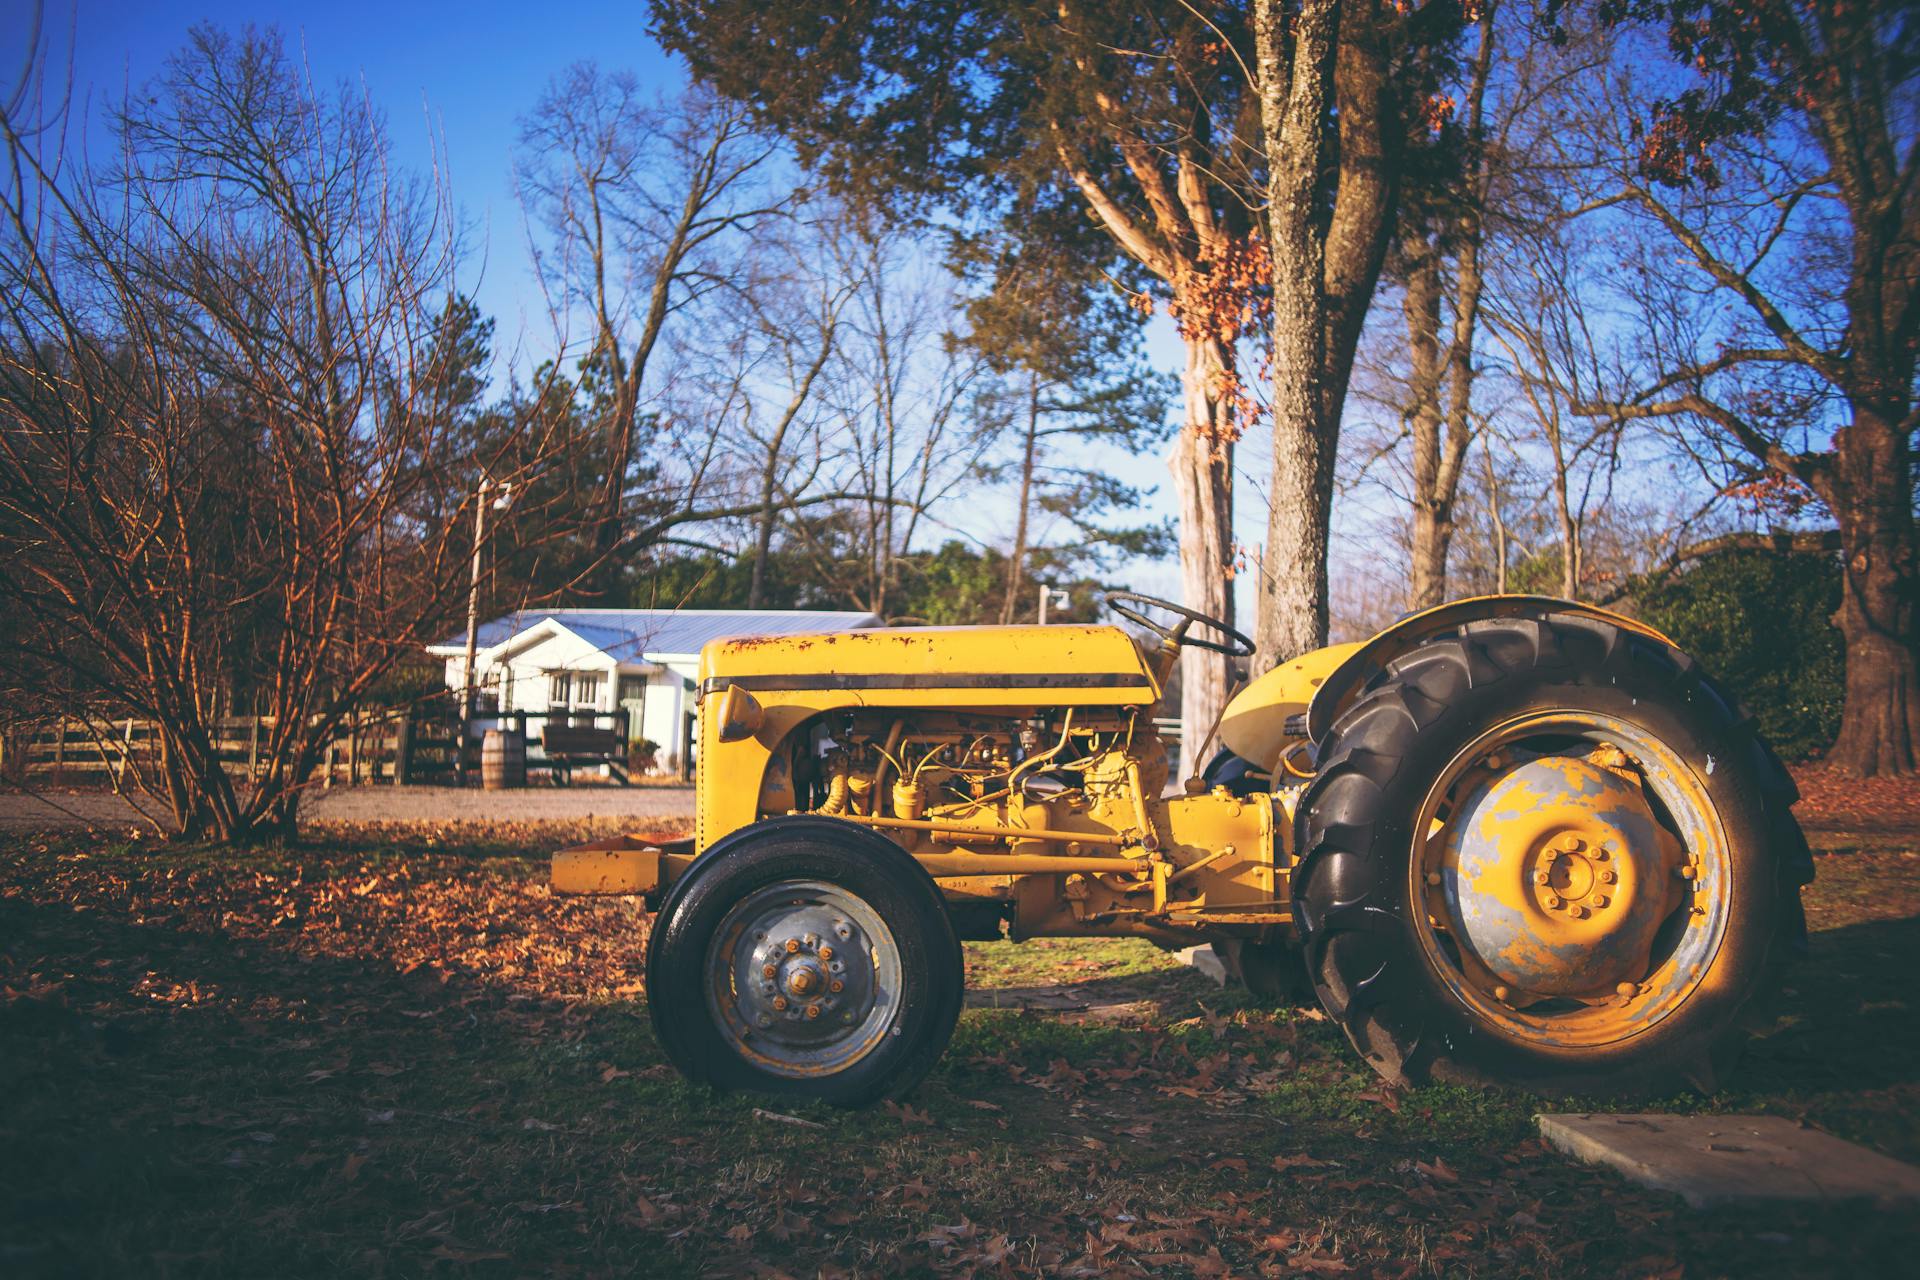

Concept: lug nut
[[830, 979, 844, 993], [1559, 834, 1585, 853], [805, 1004, 821, 1019], [1544, 894, 1563, 909], [1426, 872, 1442, 886], [1598, 869, 1617, 885], [1534, 870, 1552, 885], [818, 945, 834, 961], [762, 963, 778, 978], [1616, 982, 1637, 998], [1594, 846, 1611, 862], [1493, 985, 1511, 1002], [1677, 865, 1698, 880], [772, 996, 788, 1012], [1569, 904, 1589, 919], [785, 938, 801, 953], [1593, 895, 1610, 909]]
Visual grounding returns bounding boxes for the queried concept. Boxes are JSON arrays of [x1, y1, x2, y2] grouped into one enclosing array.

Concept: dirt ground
[[0, 783, 695, 834]]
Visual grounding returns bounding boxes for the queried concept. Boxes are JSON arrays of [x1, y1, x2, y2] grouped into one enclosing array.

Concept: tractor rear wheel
[[1292, 614, 1810, 1096], [646, 816, 963, 1106]]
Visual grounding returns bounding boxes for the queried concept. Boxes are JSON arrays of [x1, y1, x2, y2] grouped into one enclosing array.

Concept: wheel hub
[[706, 881, 897, 1076], [1435, 755, 1679, 999]]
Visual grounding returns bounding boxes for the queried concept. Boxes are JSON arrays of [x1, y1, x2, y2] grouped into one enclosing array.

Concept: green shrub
[[1633, 549, 1843, 760]]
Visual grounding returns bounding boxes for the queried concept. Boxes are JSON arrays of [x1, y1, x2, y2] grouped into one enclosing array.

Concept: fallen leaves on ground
[[1791, 765, 1920, 833], [1, 828, 1916, 1278]]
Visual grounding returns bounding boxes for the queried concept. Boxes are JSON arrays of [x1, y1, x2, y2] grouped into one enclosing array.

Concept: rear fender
[[1304, 596, 1677, 743], [1218, 596, 1677, 771]]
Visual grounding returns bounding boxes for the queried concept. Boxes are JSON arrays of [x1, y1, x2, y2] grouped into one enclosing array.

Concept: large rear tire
[[1292, 614, 1811, 1096], [647, 816, 964, 1107]]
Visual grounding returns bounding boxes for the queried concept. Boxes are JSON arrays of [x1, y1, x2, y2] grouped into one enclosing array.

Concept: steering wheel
[[1104, 591, 1255, 658]]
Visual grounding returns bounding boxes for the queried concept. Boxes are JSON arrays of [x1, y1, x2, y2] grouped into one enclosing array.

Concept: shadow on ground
[[2, 836, 1916, 1278]]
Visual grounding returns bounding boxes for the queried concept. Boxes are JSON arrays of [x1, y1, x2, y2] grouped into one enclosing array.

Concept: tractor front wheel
[[1292, 614, 1809, 1096], [646, 816, 964, 1106]]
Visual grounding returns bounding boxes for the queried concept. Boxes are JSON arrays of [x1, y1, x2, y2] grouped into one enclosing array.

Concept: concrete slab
[[1537, 1113, 1920, 1209], [1175, 945, 1230, 988]]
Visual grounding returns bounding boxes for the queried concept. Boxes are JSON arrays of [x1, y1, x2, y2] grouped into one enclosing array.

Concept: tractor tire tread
[[1292, 613, 1809, 1095]]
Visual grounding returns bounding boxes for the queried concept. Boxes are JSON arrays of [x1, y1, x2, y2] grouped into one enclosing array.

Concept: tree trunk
[[1826, 404, 1920, 775], [1483, 432, 1509, 594], [1540, 410, 1579, 599], [1404, 236, 1450, 610], [1553, 478, 1578, 600], [1410, 0, 1494, 611], [1169, 337, 1236, 781], [1252, 0, 1390, 673], [748, 485, 776, 609], [1000, 373, 1041, 625], [1259, 370, 1344, 670]]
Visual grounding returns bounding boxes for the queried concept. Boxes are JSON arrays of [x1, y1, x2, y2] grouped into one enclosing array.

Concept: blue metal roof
[[433, 609, 880, 660]]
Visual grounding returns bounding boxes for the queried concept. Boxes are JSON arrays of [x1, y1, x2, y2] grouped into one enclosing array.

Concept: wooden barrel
[[481, 728, 525, 790]]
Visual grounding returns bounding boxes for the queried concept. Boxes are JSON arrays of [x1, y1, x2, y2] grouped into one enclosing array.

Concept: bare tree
[[0, 26, 563, 840], [776, 216, 995, 618], [1400, 0, 1500, 609], [1566, 2, 1920, 775], [515, 73, 785, 581], [729, 212, 860, 607]]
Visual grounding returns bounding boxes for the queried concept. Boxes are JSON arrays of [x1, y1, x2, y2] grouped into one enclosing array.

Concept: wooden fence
[[0, 705, 632, 788], [0, 706, 462, 788]]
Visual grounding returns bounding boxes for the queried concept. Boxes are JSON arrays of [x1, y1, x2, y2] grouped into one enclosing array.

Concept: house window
[[548, 672, 571, 705], [617, 675, 647, 703], [573, 673, 603, 707]]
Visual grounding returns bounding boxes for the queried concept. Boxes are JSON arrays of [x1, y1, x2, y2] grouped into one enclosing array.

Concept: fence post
[[52, 715, 67, 778], [394, 712, 411, 786], [248, 707, 260, 781], [115, 718, 133, 789]]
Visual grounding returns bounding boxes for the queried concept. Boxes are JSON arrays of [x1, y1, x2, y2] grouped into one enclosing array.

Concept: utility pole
[[1036, 583, 1069, 624], [459, 477, 513, 783]]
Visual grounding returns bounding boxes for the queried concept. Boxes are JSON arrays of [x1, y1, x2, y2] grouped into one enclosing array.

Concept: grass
[[2, 830, 1916, 1278]]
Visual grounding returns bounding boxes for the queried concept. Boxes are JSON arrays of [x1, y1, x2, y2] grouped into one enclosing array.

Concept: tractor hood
[[697, 624, 1160, 703]]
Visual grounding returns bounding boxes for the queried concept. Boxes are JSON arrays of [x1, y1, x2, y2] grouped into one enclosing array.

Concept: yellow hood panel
[[699, 624, 1158, 702]]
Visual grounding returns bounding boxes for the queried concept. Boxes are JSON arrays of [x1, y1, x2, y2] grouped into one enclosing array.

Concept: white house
[[427, 609, 878, 771]]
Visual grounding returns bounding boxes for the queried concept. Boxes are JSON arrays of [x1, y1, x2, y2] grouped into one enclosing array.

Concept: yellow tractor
[[553, 594, 1810, 1105]]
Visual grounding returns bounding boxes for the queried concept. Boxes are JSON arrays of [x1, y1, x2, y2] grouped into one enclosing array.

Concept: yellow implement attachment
[[550, 838, 693, 897]]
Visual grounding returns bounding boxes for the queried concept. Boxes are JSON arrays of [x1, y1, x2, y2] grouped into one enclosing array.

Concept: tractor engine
[[760, 706, 1285, 944]]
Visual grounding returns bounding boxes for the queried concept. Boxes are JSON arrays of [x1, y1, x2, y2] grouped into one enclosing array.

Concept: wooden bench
[[541, 724, 630, 786]]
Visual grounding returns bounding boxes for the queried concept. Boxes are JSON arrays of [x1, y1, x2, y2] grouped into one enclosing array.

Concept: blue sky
[[18, 1, 687, 350]]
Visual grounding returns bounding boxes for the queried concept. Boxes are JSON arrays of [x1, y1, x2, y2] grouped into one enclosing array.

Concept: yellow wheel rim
[[1410, 711, 1732, 1050]]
